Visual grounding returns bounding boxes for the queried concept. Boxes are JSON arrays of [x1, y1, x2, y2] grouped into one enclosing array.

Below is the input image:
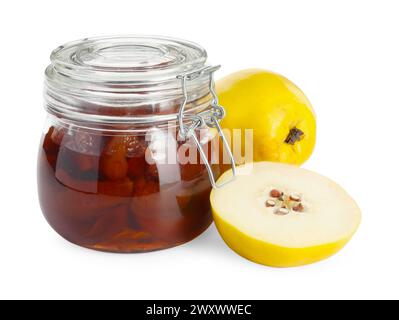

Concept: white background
[[1, 0, 398, 300]]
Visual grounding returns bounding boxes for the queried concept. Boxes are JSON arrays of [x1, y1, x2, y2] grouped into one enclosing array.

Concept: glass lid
[[44, 35, 213, 124]]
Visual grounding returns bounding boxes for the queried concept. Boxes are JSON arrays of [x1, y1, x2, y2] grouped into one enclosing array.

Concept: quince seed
[[275, 207, 290, 216], [270, 189, 282, 198], [293, 203, 304, 212], [290, 194, 301, 202], [266, 200, 276, 207]]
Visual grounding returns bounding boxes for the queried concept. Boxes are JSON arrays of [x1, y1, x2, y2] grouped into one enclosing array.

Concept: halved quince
[[210, 162, 361, 268]]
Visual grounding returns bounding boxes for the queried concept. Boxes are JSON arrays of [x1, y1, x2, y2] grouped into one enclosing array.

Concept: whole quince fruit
[[216, 69, 316, 165]]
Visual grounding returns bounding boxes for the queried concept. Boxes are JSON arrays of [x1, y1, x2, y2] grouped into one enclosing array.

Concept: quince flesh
[[210, 162, 361, 268]]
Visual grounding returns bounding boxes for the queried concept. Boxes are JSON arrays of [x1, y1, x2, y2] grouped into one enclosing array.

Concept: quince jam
[[38, 123, 217, 252], [40, 35, 226, 252]]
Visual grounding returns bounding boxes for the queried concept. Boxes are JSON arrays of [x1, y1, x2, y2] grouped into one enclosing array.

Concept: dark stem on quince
[[285, 127, 304, 145]]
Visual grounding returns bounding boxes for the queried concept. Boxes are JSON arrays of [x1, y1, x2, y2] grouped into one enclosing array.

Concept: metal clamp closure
[[177, 65, 236, 188]]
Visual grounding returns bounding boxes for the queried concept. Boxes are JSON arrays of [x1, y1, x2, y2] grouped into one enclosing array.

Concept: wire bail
[[177, 66, 236, 188]]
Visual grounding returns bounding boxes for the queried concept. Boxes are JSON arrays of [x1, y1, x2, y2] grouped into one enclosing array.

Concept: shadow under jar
[[38, 36, 231, 253]]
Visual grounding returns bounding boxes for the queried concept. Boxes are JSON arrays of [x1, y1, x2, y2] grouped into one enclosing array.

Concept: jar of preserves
[[38, 36, 235, 253]]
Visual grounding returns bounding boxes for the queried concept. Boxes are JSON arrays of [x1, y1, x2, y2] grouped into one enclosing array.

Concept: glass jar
[[38, 36, 234, 253]]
